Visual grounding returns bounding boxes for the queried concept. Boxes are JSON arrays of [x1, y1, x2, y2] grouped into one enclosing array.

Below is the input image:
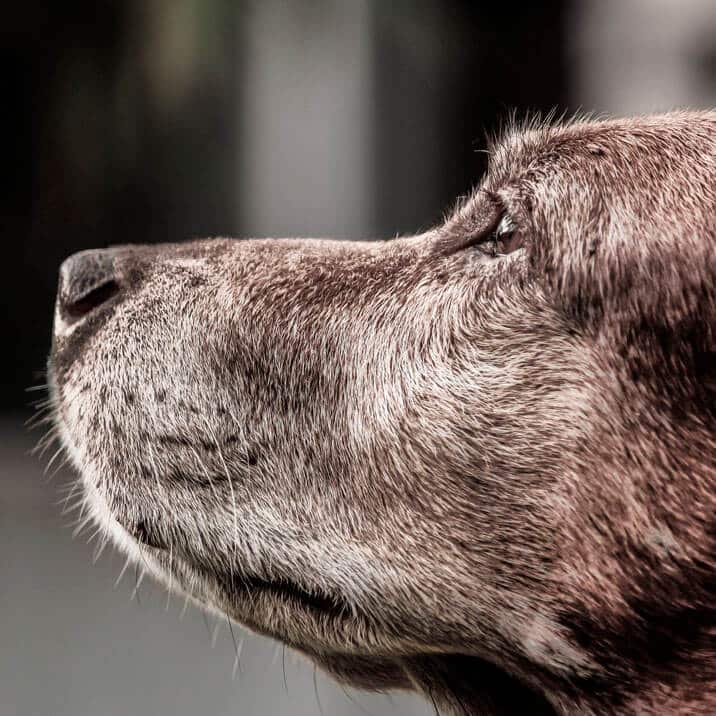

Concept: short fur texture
[[48, 111, 715, 714]]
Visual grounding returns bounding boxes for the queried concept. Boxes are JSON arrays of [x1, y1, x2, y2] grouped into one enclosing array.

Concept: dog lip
[[216, 570, 350, 617], [131, 519, 168, 550]]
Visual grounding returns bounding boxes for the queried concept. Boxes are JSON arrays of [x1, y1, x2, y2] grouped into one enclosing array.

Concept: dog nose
[[57, 248, 121, 324]]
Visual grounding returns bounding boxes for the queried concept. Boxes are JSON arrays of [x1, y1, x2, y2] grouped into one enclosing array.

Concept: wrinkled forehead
[[453, 112, 714, 238], [485, 113, 709, 184]]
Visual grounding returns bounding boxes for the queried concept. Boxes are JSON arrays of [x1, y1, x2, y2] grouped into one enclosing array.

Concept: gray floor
[[0, 417, 430, 716]]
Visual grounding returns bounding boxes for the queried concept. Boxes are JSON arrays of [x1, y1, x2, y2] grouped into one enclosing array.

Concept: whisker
[[45, 454, 71, 483], [427, 687, 441, 716], [231, 637, 243, 680], [71, 513, 94, 539], [282, 644, 288, 692], [211, 618, 221, 648], [115, 554, 133, 588], [131, 563, 145, 604], [166, 543, 174, 611], [85, 523, 104, 548], [43, 445, 66, 476], [189, 446, 221, 504], [180, 592, 191, 620], [202, 417, 239, 580], [227, 616, 242, 678], [25, 407, 53, 428], [59, 483, 82, 514], [92, 533, 110, 564], [33, 427, 59, 457], [340, 686, 376, 716], [59, 497, 86, 516], [313, 664, 324, 716], [200, 609, 212, 641], [75, 494, 90, 524]]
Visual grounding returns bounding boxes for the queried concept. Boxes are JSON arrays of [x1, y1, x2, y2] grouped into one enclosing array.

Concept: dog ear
[[529, 113, 716, 404], [533, 181, 716, 342]]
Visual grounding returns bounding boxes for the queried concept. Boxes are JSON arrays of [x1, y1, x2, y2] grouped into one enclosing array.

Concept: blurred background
[[1, 1, 714, 714]]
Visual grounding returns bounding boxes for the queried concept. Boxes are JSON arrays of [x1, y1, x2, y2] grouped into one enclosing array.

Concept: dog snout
[[56, 248, 121, 328]]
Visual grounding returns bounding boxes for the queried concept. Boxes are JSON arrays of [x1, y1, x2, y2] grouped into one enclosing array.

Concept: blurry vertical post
[[569, 0, 716, 113], [238, 1, 374, 240]]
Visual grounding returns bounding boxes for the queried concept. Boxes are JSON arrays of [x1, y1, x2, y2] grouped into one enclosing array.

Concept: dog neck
[[404, 650, 715, 715]]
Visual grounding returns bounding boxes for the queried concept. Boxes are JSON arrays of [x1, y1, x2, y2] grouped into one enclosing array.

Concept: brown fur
[[48, 111, 716, 714]]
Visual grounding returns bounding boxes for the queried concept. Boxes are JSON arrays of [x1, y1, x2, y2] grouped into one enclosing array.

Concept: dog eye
[[475, 214, 523, 258]]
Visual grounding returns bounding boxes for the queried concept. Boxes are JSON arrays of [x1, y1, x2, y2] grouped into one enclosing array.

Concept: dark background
[[3, 1, 571, 409], [1, 2, 714, 715], [4, 1, 715, 410]]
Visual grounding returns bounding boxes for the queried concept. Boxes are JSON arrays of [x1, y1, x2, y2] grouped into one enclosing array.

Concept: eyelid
[[465, 206, 517, 249], [465, 207, 524, 259], [434, 200, 502, 256], [433, 189, 525, 257]]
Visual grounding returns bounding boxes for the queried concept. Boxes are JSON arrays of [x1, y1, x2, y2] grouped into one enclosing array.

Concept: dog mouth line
[[131, 519, 350, 618], [218, 572, 351, 617]]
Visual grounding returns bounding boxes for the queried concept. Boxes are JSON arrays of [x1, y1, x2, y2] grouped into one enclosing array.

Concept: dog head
[[48, 111, 716, 714]]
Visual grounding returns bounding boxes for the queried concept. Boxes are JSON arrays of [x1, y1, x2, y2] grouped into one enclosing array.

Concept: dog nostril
[[58, 249, 121, 323], [64, 279, 120, 320]]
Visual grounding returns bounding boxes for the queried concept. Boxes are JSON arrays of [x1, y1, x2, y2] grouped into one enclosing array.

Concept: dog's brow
[[435, 190, 503, 255]]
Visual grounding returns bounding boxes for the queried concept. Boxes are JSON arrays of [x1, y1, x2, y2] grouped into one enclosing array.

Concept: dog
[[47, 110, 715, 714]]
